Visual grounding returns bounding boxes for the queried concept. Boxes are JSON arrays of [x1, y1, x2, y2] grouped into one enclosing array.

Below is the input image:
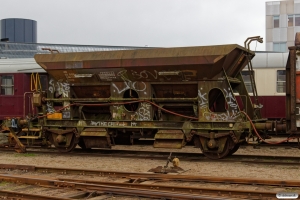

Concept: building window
[[273, 42, 287, 52], [1, 75, 14, 95], [274, 15, 280, 28], [295, 15, 300, 26], [288, 15, 294, 27], [277, 70, 286, 93], [241, 71, 254, 93]]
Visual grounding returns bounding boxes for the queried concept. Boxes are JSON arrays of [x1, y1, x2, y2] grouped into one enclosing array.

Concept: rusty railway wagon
[[4, 40, 299, 159]]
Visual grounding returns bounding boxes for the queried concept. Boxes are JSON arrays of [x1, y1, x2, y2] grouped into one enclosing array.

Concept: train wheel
[[228, 144, 240, 156], [54, 134, 77, 153], [200, 137, 233, 159]]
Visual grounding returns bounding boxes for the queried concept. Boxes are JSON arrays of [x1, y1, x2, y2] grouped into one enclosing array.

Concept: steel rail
[[0, 163, 299, 187], [0, 189, 74, 200], [58, 177, 279, 199], [0, 174, 236, 200], [0, 146, 299, 166], [1, 145, 300, 161], [1, 139, 300, 152]]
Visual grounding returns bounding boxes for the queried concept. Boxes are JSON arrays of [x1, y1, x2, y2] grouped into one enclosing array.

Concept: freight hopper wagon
[[4, 44, 274, 159]]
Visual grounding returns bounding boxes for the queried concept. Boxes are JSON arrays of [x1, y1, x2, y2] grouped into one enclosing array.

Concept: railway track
[[0, 178, 222, 200], [0, 183, 89, 200], [0, 164, 297, 199], [1, 135, 300, 150], [0, 145, 299, 167]]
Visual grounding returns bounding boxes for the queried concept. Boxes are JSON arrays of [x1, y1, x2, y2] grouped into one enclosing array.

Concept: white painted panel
[[273, 28, 281, 42], [266, 3, 273, 15], [287, 1, 294, 14], [295, 3, 300, 13], [266, 16, 273, 29], [280, 27, 287, 41], [266, 28, 273, 42], [287, 27, 294, 41], [280, 2, 287, 14], [280, 15, 287, 27], [266, 3, 280, 15], [265, 42, 273, 51]]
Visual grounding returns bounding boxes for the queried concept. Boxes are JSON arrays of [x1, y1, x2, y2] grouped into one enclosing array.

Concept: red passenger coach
[[258, 96, 285, 119], [236, 96, 286, 120], [0, 58, 46, 122], [244, 51, 288, 120]]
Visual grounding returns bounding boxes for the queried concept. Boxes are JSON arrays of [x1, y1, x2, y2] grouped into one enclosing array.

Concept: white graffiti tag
[[203, 108, 240, 121], [90, 121, 128, 127], [198, 89, 208, 106], [112, 70, 147, 94], [131, 70, 158, 80], [57, 82, 70, 97], [48, 79, 55, 94], [46, 101, 55, 113], [224, 88, 238, 109], [136, 103, 151, 120], [48, 78, 70, 98]]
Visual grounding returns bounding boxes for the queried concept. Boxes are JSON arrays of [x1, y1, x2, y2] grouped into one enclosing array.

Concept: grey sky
[[1, 0, 268, 50]]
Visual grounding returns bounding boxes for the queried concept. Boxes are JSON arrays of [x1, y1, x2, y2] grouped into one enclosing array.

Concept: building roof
[[252, 51, 288, 68], [0, 58, 45, 73]]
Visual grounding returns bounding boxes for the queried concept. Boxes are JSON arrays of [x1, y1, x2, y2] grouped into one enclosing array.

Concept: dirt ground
[[0, 145, 298, 180], [0, 144, 299, 197]]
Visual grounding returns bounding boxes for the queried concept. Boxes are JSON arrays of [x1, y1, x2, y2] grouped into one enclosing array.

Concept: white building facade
[[266, 0, 300, 52]]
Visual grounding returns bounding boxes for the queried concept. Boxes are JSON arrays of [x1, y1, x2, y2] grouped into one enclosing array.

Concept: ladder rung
[[228, 77, 241, 84]]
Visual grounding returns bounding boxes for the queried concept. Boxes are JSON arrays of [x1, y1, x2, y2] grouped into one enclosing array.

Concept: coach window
[[273, 15, 279, 28], [241, 71, 254, 93], [277, 70, 286, 93], [0, 75, 14, 95], [288, 15, 294, 27]]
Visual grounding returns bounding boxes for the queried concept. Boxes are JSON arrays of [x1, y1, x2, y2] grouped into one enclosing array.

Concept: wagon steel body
[[3, 40, 300, 158]]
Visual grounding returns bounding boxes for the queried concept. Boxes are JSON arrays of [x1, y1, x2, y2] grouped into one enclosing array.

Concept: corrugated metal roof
[[0, 42, 150, 58]]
